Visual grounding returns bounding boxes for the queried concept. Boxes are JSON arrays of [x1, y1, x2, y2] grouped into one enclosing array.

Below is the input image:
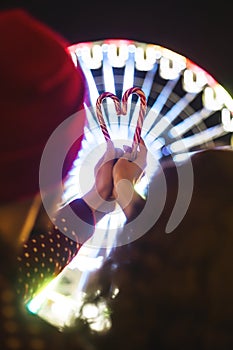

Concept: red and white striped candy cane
[[96, 92, 121, 141], [122, 87, 147, 160]]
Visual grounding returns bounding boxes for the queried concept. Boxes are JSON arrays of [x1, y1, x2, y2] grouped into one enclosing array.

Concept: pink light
[[186, 59, 217, 87]]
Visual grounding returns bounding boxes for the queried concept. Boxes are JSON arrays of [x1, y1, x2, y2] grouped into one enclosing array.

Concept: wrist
[[114, 179, 134, 209], [83, 187, 104, 212], [114, 179, 146, 222]]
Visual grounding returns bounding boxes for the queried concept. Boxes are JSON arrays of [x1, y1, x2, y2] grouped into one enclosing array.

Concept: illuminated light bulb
[[135, 46, 158, 71], [111, 287, 120, 299], [82, 303, 99, 319], [186, 59, 217, 87], [89, 316, 112, 333], [107, 43, 129, 67], [222, 108, 233, 132], [70, 255, 104, 272], [50, 294, 78, 325], [161, 47, 186, 63], [202, 86, 224, 111], [81, 301, 112, 333], [213, 85, 233, 112], [78, 45, 103, 69], [182, 69, 208, 93], [159, 56, 186, 80]]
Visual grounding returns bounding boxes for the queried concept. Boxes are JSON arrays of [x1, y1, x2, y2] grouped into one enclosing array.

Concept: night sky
[[1, 0, 232, 95]]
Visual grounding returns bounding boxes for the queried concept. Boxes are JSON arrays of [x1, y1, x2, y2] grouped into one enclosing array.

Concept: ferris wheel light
[[202, 86, 224, 110], [182, 69, 208, 93], [222, 108, 233, 132], [159, 56, 186, 80], [76, 44, 103, 69], [203, 85, 233, 111], [107, 43, 129, 67], [135, 46, 159, 71]]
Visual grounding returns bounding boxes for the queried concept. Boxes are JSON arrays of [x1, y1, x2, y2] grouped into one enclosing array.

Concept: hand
[[94, 140, 123, 201], [112, 138, 147, 221], [83, 141, 123, 214], [113, 138, 147, 190]]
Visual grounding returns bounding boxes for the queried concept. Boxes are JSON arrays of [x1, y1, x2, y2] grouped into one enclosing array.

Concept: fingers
[[100, 137, 147, 170], [121, 137, 147, 163], [105, 141, 124, 161], [123, 145, 132, 153], [115, 147, 124, 159]]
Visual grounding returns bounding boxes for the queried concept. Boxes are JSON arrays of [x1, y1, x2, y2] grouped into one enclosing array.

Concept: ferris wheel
[[29, 39, 233, 332], [63, 38, 233, 214]]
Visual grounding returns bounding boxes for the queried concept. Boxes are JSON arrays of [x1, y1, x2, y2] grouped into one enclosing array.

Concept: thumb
[[115, 147, 124, 159], [104, 140, 115, 161]]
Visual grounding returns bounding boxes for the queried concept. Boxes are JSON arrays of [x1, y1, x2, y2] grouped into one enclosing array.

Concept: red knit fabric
[[0, 9, 86, 203]]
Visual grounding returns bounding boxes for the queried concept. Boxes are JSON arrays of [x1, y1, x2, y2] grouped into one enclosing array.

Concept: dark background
[[1, 0, 232, 96]]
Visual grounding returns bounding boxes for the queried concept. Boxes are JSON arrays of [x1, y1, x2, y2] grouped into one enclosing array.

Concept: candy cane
[[122, 87, 147, 160], [96, 92, 121, 141]]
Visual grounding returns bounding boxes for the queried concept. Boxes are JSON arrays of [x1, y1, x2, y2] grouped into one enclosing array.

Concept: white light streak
[[141, 63, 158, 99], [169, 124, 225, 153], [122, 49, 135, 94], [103, 51, 116, 94], [69, 255, 104, 272], [143, 77, 179, 134], [77, 61, 100, 108], [165, 92, 197, 121], [169, 108, 212, 138]]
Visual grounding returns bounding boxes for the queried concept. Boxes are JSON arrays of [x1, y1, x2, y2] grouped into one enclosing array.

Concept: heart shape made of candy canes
[[96, 87, 147, 161]]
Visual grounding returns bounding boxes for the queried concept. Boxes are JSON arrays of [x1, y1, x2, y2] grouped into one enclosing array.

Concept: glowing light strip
[[168, 124, 225, 153], [122, 46, 135, 94], [141, 63, 158, 99], [120, 48, 136, 135], [169, 108, 212, 138], [102, 49, 116, 94], [127, 95, 144, 141], [150, 92, 198, 138], [102, 50, 119, 133], [78, 58, 100, 108], [143, 77, 179, 134]]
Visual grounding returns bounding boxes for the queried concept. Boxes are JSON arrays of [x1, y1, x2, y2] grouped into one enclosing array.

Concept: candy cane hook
[[122, 87, 147, 160], [96, 92, 121, 141]]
